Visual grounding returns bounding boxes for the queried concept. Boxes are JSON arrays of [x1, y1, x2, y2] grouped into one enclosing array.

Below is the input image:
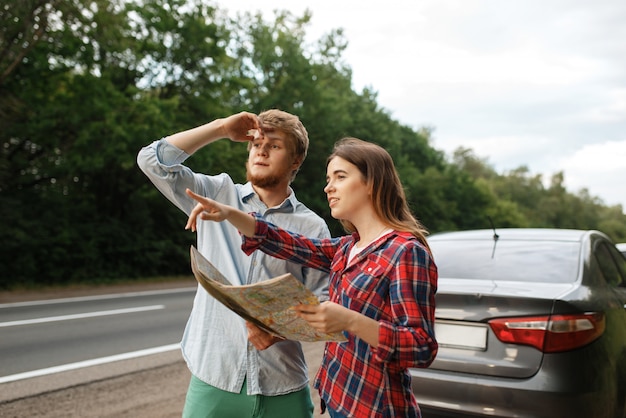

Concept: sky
[[221, 0, 626, 211]]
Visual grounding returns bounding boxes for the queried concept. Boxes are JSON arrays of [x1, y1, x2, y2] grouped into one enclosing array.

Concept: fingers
[[225, 112, 262, 142], [186, 188, 208, 204], [293, 304, 318, 314], [293, 304, 320, 322], [294, 302, 347, 334], [185, 214, 195, 232], [186, 188, 218, 211], [246, 322, 282, 350], [185, 189, 217, 232], [246, 129, 261, 140], [185, 203, 205, 232]]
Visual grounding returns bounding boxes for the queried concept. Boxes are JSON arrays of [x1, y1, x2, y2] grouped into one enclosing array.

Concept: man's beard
[[246, 162, 293, 188], [247, 171, 283, 188]]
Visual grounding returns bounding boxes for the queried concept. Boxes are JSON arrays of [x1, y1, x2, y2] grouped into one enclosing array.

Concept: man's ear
[[291, 156, 303, 169]]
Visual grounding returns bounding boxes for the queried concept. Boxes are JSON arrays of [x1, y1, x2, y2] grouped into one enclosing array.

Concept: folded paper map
[[190, 246, 346, 342]]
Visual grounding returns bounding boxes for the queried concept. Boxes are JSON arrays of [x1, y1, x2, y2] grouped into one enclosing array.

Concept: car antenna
[[488, 216, 499, 259]]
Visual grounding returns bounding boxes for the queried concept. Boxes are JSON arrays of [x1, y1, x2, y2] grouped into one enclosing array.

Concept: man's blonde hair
[[257, 109, 309, 180]]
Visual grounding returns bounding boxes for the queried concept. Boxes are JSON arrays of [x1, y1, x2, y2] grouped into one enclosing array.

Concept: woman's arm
[[378, 241, 438, 367], [186, 188, 336, 272], [185, 188, 256, 236], [295, 302, 381, 348]]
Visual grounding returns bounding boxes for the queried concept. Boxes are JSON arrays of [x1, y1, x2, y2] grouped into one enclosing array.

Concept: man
[[137, 110, 330, 418]]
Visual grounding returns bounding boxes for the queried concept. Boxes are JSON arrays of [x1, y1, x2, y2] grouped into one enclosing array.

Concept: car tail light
[[489, 312, 605, 353]]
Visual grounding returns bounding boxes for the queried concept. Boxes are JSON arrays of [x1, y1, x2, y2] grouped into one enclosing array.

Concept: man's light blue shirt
[[137, 139, 330, 396]]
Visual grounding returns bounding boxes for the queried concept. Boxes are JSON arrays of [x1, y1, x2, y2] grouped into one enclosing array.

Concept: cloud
[[559, 141, 626, 206], [223, 0, 626, 210]]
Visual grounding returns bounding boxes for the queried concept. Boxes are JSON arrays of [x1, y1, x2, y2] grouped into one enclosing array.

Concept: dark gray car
[[617, 243, 626, 258], [411, 228, 626, 418]]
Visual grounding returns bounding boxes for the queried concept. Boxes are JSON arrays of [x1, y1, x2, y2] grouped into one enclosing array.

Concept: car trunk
[[429, 278, 576, 378]]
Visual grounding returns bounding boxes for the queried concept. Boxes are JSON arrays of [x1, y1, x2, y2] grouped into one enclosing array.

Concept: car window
[[611, 246, 626, 286], [595, 242, 626, 288], [428, 240, 580, 283], [615, 254, 626, 288]]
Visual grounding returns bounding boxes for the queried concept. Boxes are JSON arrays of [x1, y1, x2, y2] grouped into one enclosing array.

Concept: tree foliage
[[1, 0, 625, 289]]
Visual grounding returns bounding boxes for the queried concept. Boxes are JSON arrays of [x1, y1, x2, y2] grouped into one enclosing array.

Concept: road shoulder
[[0, 281, 326, 417], [0, 278, 197, 304]]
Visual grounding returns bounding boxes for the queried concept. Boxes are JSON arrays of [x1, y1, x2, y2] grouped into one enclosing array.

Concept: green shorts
[[182, 375, 314, 418]]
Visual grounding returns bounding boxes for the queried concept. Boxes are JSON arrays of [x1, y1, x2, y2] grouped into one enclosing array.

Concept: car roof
[[428, 228, 591, 242]]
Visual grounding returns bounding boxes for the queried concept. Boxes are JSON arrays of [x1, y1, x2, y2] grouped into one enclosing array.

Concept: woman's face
[[324, 156, 371, 221]]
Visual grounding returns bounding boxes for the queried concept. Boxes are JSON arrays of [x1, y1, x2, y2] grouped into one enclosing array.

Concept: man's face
[[246, 130, 299, 188]]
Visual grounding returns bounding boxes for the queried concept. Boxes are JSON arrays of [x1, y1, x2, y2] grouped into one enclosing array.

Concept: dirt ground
[[0, 360, 191, 418], [0, 280, 326, 418]]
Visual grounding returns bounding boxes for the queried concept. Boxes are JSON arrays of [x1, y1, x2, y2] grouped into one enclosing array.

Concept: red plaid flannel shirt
[[241, 214, 438, 417]]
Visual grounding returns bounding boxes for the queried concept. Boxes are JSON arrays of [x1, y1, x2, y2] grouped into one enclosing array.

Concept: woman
[[185, 137, 438, 417]]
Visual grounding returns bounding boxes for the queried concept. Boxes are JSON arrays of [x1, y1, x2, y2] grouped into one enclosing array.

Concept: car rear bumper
[[411, 365, 619, 418]]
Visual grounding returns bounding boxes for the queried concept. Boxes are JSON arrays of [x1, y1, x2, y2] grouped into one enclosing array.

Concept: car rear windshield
[[429, 240, 580, 283]]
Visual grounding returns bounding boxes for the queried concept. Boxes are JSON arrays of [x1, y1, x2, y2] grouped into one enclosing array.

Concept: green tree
[[2, 0, 624, 289]]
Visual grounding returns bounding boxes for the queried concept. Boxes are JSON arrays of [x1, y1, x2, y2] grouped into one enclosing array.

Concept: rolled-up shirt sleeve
[[371, 242, 438, 368], [241, 214, 270, 255], [137, 139, 219, 215]]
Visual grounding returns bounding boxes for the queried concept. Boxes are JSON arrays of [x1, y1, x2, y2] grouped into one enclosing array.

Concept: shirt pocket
[[342, 260, 387, 304]]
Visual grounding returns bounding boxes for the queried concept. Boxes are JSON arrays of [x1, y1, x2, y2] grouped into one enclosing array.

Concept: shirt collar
[[240, 182, 296, 212]]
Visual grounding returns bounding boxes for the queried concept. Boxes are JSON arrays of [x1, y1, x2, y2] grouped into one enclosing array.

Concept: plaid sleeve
[[240, 212, 270, 255], [241, 213, 335, 273], [374, 241, 438, 368]]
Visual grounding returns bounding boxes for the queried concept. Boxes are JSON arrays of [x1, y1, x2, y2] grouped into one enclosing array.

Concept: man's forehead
[[258, 130, 287, 142], [248, 126, 286, 140]]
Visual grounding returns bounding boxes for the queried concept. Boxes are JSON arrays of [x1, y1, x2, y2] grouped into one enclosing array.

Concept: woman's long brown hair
[[327, 137, 430, 249]]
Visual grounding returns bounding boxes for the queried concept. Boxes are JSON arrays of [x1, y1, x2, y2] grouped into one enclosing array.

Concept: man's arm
[[167, 112, 260, 155], [137, 111, 261, 214]]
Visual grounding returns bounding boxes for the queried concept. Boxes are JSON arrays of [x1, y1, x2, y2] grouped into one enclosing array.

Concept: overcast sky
[[222, 0, 626, 211]]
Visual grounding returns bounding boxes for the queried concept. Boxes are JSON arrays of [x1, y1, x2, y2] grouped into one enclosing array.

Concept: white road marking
[[0, 287, 196, 309], [0, 305, 165, 327], [0, 344, 180, 383]]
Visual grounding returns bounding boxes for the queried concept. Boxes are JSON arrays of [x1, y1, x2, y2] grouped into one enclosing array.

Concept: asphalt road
[[0, 288, 195, 377], [0, 281, 326, 417]]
